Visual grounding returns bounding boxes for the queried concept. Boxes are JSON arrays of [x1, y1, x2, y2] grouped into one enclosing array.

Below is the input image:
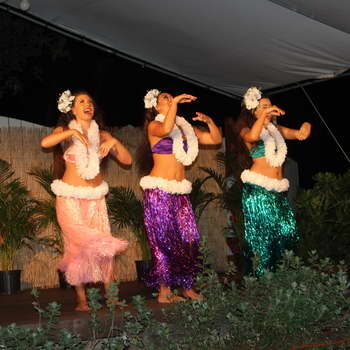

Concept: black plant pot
[[57, 270, 71, 289], [0, 270, 21, 295], [135, 260, 152, 282]]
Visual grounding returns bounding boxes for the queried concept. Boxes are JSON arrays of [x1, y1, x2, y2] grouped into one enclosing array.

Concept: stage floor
[[0, 281, 165, 338]]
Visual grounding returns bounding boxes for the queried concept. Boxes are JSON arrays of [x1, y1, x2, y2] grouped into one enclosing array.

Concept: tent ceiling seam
[[265, 0, 350, 35], [264, 70, 350, 96]]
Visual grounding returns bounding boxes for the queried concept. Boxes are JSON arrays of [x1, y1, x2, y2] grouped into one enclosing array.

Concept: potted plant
[[107, 186, 151, 281], [199, 159, 248, 274], [189, 177, 216, 223], [0, 159, 41, 294], [28, 167, 68, 288]]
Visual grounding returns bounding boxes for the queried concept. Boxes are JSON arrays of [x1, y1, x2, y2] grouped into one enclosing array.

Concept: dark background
[[0, 9, 349, 188]]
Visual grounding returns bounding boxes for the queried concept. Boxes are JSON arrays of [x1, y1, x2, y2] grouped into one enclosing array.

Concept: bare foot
[[158, 294, 186, 304], [75, 302, 89, 311], [182, 289, 204, 300]]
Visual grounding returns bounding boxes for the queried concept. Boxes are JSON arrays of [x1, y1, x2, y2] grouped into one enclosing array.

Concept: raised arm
[[99, 131, 133, 165], [193, 112, 222, 145], [241, 105, 285, 143], [41, 126, 88, 148], [277, 122, 312, 140], [149, 94, 197, 138]]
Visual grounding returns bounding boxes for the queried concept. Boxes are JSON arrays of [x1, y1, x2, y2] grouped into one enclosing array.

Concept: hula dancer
[[233, 87, 311, 275], [41, 90, 132, 310], [140, 89, 222, 302]]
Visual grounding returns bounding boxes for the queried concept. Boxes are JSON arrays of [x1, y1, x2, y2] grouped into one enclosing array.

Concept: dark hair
[[53, 89, 107, 179], [143, 106, 159, 134], [136, 106, 158, 176], [228, 106, 256, 173], [230, 94, 276, 173]]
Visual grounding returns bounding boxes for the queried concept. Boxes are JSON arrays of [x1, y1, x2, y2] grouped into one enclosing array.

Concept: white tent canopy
[[3, 0, 350, 96]]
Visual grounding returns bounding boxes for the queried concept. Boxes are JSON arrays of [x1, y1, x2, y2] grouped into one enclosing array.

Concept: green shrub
[[29, 167, 64, 256], [0, 251, 349, 349], [296, 171, 350, 265], [0, 160, 42, 270], [107, 186, 150, 260]]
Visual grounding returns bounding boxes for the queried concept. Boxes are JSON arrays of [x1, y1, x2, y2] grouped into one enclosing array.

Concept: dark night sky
[[0, 9, 349, 188]]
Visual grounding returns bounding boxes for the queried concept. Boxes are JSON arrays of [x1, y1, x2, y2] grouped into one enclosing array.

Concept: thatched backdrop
[[0, 116, 229, 289]]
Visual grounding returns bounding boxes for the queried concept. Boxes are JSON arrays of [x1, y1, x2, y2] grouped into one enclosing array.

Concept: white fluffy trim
[[140, 176, 192, 194], [51, 180, 109, 199], [241, 170, 289, 192]]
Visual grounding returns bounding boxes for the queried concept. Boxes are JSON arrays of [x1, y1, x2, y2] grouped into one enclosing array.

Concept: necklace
[[155, 114, 198, 166], [260, 123, 287, 167], [68, 119, 100, 179]]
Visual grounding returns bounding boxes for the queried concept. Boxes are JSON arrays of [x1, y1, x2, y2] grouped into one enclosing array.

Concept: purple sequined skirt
[[143, 188, 201, 289]]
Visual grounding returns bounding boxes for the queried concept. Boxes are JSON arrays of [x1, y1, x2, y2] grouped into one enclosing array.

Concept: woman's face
[[71, 94, 95, 121], [156, 93, 173, 112], [255, 97, 273, 124]]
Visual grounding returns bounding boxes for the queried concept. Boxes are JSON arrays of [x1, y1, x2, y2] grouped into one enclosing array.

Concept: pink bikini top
[[62, 140, 77, 163], [61, 140, 102, 164]]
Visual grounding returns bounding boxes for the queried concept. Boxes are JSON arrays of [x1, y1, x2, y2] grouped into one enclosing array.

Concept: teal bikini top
[[250, 140, 265, 158]]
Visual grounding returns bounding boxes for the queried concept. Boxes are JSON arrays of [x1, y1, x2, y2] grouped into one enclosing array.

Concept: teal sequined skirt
[[242, 182, 298, 276]]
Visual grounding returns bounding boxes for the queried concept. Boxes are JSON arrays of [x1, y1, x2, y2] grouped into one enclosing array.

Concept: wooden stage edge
[[0, 281, 166, 338]]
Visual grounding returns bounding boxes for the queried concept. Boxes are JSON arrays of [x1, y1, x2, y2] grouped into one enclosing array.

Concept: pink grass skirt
[[56, 196, 128, 286]]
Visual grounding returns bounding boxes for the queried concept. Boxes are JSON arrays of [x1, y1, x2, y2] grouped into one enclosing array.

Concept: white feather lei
[[68, 119, 100, 179], [260, 123, 287, 167], [155, 114, 199, 166]]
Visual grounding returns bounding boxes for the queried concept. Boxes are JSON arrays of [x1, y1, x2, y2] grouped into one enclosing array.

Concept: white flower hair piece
[[243, 87, 262, 110], [144, 89, 160, 109], [58, 90, 75, 113]]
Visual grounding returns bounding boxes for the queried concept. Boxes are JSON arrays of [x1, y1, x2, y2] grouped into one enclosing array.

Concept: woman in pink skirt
[[41, 90, 132, 311]]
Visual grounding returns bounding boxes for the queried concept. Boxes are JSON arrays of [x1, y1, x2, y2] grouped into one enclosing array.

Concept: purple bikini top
[[151, 137, 188, 154]]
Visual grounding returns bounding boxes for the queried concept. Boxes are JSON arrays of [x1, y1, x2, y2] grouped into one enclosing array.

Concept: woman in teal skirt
[[233, 87, 311, 276]]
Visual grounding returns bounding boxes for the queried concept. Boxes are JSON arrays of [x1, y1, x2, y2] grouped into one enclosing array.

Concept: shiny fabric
[[242, 182, 298, 276], [143, 188, 200, 289], [151, 137, 188, 154], [250, 140, 265, 158], [56, 196, 128, 286]]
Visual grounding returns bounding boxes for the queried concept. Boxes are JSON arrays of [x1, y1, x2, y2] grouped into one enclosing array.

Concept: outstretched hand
[[256, 105, 285, 119], [295, 122, 312, 140], [192, 112, 213, 125], [99, 138, 117, 158], [173, 94, 197, 104]]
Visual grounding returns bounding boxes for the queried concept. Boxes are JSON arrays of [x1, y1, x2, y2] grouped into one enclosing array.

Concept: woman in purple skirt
[[140, 89, 222, 303]]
